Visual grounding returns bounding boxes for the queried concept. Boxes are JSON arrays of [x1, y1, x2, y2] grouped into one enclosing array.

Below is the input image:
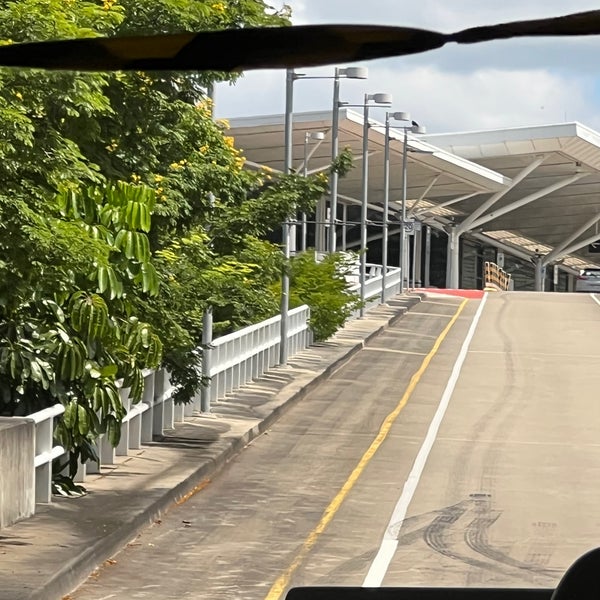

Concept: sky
[[213, 1, 600, 133]]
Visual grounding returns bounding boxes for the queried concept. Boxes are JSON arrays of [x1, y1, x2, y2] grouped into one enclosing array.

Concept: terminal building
[[229, 111, 600, 292]]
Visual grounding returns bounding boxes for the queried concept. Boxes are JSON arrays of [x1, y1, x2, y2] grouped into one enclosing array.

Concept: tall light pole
[[328, 66, 368, 254], [280, 66, 367, 364], [302, 130, 325, 251], [359, 92, 392, 317], [382, 111, 410, 303], [399, 120, 426, 293]]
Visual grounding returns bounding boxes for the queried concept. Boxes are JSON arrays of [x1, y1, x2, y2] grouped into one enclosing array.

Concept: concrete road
[[71, 292, 600, 599]]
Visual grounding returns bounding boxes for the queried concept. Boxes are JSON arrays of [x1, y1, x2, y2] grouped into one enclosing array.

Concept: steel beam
[[458, 156, 546, 234], [554, 231, 600, 260], [413, 192, 481, 218], [407, 173, 441, 216], [542, 212, 600, 265], [469, 173, 588, 231]]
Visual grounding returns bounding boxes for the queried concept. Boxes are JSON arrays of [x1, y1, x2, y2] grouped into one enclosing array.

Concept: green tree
[[289, 252, 361, 341]]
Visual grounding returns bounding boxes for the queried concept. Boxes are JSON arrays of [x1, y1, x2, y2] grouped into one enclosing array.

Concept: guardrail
[[484, 261, 512, 291], [7, 304, 313, 514], [29, 404, 67, 503], [206, 305, 311, 404], [5, 261, 397, 520], [349, 264, 402, 316]]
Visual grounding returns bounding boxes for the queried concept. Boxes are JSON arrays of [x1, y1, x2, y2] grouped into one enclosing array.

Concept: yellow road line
[[264, 298, 469, 600]]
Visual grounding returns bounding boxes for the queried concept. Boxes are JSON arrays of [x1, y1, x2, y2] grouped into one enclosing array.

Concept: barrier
[[484, 261, 511, 291], [3, 261, 395, 520], [349, 264, 402, 316]]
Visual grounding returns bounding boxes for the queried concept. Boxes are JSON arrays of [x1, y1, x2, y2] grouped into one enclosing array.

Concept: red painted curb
[[418, 288, 486, 300]]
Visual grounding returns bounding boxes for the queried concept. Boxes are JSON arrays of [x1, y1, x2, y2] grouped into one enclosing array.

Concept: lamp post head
[[390, 111, 411, 122], [339, 66, 368, 79], [411, 122, 427, 134], [310, 131, 326, 140], [367, 92, 392, 105]]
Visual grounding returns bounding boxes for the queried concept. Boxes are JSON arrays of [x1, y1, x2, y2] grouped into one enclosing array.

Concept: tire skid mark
[[422, 503, 508, 575], [463, 513, 560, 579]]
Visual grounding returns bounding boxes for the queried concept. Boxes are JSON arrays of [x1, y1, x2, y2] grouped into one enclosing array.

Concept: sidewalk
[[0, 295, 423, 600]]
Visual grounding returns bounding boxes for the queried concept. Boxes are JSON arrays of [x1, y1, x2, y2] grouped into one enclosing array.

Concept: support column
[[342, 203, 348, 251], [424, 225, 431, 288], [414, 228, 423, 287], [534, 256, 545, 292], [446, 226, 460, 289]]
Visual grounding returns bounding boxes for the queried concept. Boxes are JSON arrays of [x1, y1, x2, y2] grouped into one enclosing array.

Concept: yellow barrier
[[484, 261, 511, 291]]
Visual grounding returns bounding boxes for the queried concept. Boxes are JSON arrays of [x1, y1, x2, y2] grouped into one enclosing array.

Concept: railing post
[[201, 307, 213, 413], [34, 417, 53, 504], [141, 370, 155, 443]]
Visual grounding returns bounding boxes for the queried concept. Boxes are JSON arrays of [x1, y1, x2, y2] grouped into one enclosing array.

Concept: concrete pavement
[[66, 294, 473, 600], [0, 294, 423, 600], [65, 292, 600, 599]]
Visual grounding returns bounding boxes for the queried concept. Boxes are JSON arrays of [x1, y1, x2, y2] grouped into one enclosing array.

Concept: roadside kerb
[[0, 294, 424, 600]]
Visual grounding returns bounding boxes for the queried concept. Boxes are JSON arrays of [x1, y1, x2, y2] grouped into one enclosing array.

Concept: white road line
[[363, 348, 428, 357], [591, 293, 600, 307], [362, 293, 488, 588]]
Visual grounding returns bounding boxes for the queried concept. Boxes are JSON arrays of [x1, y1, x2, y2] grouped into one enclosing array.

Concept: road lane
[[378, 292, 600, 588], [71, 296, 475, 600]]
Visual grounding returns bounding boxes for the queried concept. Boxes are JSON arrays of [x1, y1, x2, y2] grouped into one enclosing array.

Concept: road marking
[[591, 294, 600, 307], [469, 350, 600, 359], [263, 299, 469, 600], [421, 300, 464, 307], [362, 293, 488, 587], [390, 330, 439, 339], [363, 347, 428, 356], [404, 312, 456, 318]]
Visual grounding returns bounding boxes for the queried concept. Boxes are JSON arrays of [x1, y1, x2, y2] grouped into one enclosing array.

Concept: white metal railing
[[349, 265, 402, 317], [7, 304, 312, 511], [5, 261, 402, 517], [29, 404, 67, 503], [207, 305, 311, 403]]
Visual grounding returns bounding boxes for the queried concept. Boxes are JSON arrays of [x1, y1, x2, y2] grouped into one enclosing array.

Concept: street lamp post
[[399, 121, 426, 293], [359, 92, 392, 317], [382, 111, 410, 303], [280, 67, 366, 364], [302, 130, 325, 251], [328, 66, 368, 254]]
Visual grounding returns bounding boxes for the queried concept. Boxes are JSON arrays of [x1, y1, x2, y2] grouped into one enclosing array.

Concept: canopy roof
[[228, 113, 600, 272]]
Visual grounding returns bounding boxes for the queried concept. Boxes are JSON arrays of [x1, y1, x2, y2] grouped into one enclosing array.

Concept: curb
[[31, 298, 421, 600]]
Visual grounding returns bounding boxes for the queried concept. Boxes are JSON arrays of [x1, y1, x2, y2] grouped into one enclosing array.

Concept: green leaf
[[106, 416, 121, 447], [100, 364, 118, 377], [77, 405, 89, 436], [63, 401, 78, 430]]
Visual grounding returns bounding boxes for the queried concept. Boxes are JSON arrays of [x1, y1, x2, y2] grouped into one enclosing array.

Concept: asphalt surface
[[0, 295, 419, 600], [69, 294, 476, 599], [37, 292, 600, 599]]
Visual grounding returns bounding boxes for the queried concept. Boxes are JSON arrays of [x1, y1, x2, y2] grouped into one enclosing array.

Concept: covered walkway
[[229, 114, 600, 291]]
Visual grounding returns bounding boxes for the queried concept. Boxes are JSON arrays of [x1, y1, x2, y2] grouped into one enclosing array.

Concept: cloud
[[216, 65, 596, 133], [283, 0, 600, 29], [364, 65, 594, 132], [215, 0, 600, 133]]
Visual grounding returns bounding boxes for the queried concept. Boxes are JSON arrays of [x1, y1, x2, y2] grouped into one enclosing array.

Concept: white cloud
[[215, 0, 600, 133], [363, 65, 595, 132]]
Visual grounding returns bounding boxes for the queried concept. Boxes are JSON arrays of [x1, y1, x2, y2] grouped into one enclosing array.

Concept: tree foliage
[[289, 252, 361, 341], [0, 0, 359, 474]]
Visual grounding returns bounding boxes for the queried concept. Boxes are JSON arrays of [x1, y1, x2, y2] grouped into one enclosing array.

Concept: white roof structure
[[424, 123, 600, 272], [228, 112, 600, 277], [229, 109, 509, 202]]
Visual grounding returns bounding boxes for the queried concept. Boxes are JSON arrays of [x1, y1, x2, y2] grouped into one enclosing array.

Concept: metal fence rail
[[7, 304, 313, 513], [349, 265, 402, 317], [207, 304, 311, 403], [484, 261, 512, 291], [29, 404, 67, 503], [5, 261, 398, 519]]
